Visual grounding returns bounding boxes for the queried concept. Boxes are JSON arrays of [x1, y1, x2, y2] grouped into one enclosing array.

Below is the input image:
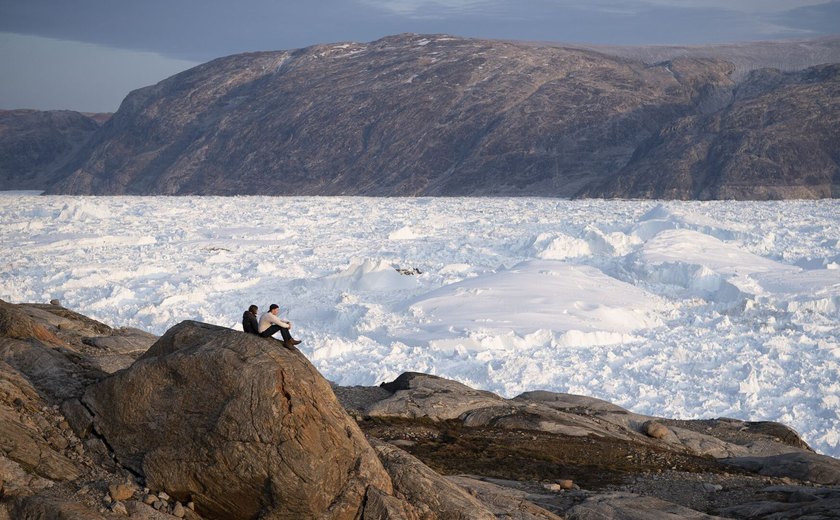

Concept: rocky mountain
[[3, 298, 840, 519], [40, 34, 839, 199], [581, 64, 840, 199], [0, 110, 107, 191]]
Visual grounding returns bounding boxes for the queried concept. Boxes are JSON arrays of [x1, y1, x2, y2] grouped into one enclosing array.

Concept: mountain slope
[[581, 64, 840, 199], [32, 34, 840, 199], [47, 34, 737, 197], [0, 110, 105, 191]]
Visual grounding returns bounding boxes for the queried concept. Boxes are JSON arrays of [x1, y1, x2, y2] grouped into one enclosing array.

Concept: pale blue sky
[[1, 0, 838, 112]]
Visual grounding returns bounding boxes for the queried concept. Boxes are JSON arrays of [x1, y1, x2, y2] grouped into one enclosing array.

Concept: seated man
[[258, 304, 302, 348], [242, 305, 260, 334]]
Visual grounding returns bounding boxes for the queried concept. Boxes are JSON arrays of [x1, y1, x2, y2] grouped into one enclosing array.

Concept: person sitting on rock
[[259, 304, 302, 348], [242, 305, 260, 334]]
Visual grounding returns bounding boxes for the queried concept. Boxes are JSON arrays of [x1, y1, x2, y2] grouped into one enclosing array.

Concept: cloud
[[639, 0, 832, 14], [359, 0, 496, 17], [360, 0, 835, 17]]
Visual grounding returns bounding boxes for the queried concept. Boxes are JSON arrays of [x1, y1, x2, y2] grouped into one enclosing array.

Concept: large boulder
[[82, 321, 393, 520], [367, 372, 506, 420]]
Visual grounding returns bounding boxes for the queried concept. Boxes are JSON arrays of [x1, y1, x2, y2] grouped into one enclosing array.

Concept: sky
[[1, 0, 839, 112]]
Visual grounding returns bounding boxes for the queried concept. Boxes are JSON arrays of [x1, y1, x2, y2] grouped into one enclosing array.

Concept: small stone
[[557, 479, 574, 490], [109, 482, 135, 501], [103, 493, 112, 505], [642, 420, 670, 439], [143, 494, 157, 505], [158, 491, 171, 501], [542, 483, 563, 492], [703, 483, 723, 492], [173, 502, 186, 518], [50, 299, 61, 306], [110, 501, 128, 515], [187, 501, 195, 511], [153, 499, 165, 510]]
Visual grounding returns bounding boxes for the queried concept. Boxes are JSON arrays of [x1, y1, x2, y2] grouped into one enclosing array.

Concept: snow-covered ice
[[1, 194, 839, 456]]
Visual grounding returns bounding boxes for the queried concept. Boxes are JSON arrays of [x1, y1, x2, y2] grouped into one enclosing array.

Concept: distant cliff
[[0, 110, 106, 191], [8, 34, 840, 199], [581, 64, 840, 199]]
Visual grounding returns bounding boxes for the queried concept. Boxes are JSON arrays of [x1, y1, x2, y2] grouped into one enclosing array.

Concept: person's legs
[[278, 327, 292, 341], [259, 324, 281, 338]]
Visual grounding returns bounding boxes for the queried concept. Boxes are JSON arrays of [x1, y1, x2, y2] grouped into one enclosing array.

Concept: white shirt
[[258, 311, 290, 333]]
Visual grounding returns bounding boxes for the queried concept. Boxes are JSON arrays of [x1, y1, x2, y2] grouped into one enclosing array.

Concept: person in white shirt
[[259, 304, 302, 348]]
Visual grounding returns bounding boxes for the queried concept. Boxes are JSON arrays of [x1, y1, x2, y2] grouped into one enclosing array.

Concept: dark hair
[[269, 304, 279, 311], [248, 305, 258, 314]]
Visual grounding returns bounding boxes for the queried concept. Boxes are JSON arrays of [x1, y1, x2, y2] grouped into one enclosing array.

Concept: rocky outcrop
[[718, 486, 840, 519], [4, 302, 840, 519], [371, 437, 496, 519], [1, 35, 832, 199], [565, 493, 724, 519], [368, 372, 505, 420], [0, 109, 104, 191], [722, 451, 840, 485], [346, 371, 840, 518], [349, 372, 813, 461], [82, 321, 393, 519]]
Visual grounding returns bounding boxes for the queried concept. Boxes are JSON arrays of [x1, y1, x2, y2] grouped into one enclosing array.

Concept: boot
[[290, 338, 302, 345]]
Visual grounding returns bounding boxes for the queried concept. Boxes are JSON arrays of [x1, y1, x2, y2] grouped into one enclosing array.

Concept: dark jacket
[[242, 311, 259, 334]]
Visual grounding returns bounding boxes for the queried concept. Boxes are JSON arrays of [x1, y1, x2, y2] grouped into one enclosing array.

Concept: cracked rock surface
[[83, 321, 393, 519]]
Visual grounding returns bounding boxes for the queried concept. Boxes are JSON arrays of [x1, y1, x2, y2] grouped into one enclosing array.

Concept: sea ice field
[[2, 193, 839, 457]]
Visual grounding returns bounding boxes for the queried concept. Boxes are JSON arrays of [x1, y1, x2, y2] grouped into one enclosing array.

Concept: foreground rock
[[0, 299, 150, 517], [340, 372, 840, 518], [83, 321, 393, 519], [4, 303, 840, 519]]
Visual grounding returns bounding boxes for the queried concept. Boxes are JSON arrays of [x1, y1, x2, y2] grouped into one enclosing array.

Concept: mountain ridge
[[4, 33, 838, 199]]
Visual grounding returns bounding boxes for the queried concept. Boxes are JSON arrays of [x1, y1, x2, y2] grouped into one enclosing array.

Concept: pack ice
[[1, 194, 838, 456]]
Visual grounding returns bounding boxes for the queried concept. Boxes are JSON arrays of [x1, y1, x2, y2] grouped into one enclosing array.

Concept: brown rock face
[[0, 109, 103, 191], [82, 321, 393, 520], [370, 438, 497, 520]]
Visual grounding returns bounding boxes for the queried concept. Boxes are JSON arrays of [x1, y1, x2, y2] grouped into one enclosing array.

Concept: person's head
[[269, 303, 279, 315], [248, 305, 258, 314]]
